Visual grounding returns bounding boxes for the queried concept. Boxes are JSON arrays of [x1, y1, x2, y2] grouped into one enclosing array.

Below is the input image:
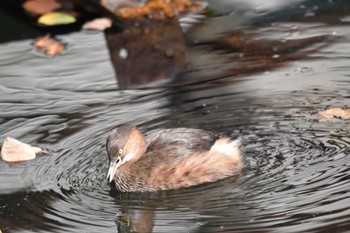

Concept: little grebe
[[106, 124, 242, 192]]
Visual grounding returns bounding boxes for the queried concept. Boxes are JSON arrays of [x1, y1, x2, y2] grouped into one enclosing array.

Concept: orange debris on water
[[113, 0, 202, 20], [34, 34, 65, 56], [318, 107, 350, 121]]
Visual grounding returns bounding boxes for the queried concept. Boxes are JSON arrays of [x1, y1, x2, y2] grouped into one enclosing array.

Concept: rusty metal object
[[100, 0, 203, 89], [105, 18, 188, 88]]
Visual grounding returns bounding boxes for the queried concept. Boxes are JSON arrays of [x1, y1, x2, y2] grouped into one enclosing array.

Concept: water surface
[[0, 1, 350, 232]]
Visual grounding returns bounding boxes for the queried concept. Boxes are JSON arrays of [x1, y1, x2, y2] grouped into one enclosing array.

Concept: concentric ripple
[[2, 85, 349, 233], [1, 2, 350, 231]]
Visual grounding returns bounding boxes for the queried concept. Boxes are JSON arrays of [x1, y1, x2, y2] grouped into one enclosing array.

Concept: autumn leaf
[[82, 18, 112, 31], [1, 137, 47, 162], [38, 11, 76, 26], [23, 0, 61, 16], [34, 34, 66, 56], [318, 107, 350, 121]]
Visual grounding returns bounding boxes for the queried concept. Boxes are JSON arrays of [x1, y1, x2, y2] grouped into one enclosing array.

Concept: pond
[[0, 0, 350, 232]]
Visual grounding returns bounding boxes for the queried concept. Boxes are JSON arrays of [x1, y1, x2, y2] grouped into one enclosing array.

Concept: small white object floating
[[1, 137, 46, 162], [82, 17, 112, 31]]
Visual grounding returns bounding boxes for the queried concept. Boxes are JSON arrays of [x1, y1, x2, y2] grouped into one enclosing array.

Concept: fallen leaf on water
[[34, 34, 66, 56], [82, 18, 112, 31], [23, 0, 61, 16], [318, 107, 350, 121], [1, 137, 47, 162], [38, 11, 76, 26]]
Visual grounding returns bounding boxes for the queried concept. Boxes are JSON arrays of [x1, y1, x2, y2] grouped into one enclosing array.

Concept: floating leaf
[[318, 107, 350, 121], [38, 11, 76, 26], [82, 18, 112, 31], [23, 0, 61, 16], [34, 34, 66, 56], [1, 137, 47, 162]]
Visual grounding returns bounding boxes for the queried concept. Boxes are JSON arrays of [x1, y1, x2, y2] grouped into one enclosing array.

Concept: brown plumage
[[106, 124, 243, 192]]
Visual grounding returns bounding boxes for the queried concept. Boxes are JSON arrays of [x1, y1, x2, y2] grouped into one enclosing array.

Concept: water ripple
[[1, 6, 350, 231]]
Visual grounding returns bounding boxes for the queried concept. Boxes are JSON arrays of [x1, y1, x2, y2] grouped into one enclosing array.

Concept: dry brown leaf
[[34, 34, 65, 56], [1, 137, 47, 162], [318, 107, 350, 121], [82, 18, 112, 31], [23, 0, 61, 16]]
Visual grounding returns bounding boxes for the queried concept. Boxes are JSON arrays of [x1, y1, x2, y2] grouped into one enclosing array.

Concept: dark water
[[1, 1, 350, 232]]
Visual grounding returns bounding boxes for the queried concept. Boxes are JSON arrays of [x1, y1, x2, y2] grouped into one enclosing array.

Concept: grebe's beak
[[107, 156, 122, 183], [107, 162, 116, 183]]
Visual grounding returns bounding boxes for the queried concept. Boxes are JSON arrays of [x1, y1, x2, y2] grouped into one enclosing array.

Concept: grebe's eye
[[118, 149, 123, 155]]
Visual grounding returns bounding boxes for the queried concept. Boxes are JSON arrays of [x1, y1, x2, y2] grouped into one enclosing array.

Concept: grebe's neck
[[123, 127, 148, 164]]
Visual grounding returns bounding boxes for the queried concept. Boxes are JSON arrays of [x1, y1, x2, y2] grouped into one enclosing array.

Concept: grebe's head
[[106, 124, 147, 183]]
